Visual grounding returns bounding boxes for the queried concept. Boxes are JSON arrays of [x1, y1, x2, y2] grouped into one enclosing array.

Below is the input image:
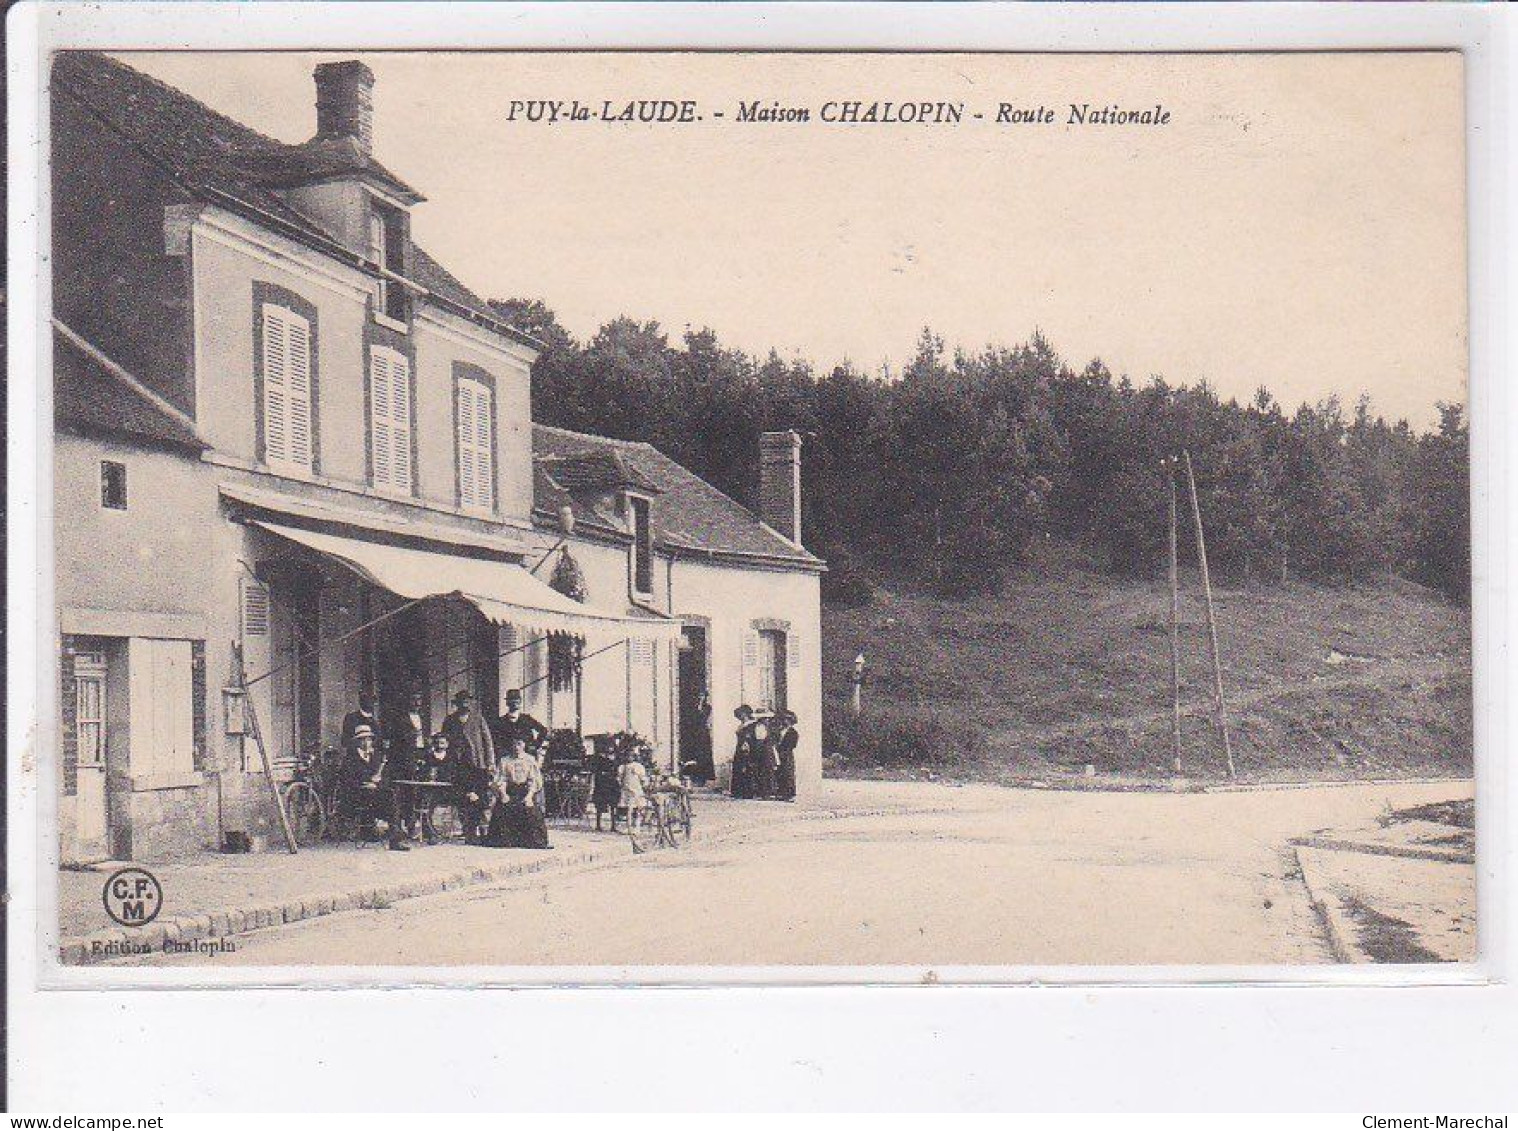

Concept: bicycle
[[628, 768, 694, 853], [280, 749, 333, 847]]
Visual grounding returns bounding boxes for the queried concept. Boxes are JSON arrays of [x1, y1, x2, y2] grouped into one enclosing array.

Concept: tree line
[[492, 300, 1471, 604]]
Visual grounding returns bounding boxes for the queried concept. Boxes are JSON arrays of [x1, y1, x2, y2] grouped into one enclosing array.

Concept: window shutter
[[370, 347, 412, 493], [788, 632, 802, 669], [241, 578, 270, 637], [456, 377, 494, 511], [150, 640, 195, 779], [740, 631, 759, 704], [262, 304, 313, 472]]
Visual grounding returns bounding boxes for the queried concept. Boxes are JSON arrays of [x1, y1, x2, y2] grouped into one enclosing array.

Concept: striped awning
[[254, 521, 680, 643]]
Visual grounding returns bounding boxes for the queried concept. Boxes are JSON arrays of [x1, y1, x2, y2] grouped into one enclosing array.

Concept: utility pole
[[1182, 450, 1236, 779], [1167, 457, 1183, 775]]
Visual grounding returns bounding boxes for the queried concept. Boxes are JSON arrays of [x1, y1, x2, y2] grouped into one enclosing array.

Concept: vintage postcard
[[38, 45, 1473, 977]]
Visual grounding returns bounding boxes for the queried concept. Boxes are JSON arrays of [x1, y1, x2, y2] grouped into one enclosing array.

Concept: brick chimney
[[314, 60, 375, 157], [758, 431, 803, 546]]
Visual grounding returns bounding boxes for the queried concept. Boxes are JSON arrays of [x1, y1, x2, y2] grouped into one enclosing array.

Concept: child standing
[[617, 751, 651, 831]]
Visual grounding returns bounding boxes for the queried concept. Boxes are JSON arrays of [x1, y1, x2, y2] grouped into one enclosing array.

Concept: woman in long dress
[[730, 706, 756, 799], [487, 740, 551, 849], [748, 712, 777, 799], [774, 710, 799, 802]]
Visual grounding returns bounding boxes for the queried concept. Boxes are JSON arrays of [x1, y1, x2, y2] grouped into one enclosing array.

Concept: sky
[[122, 50, 1467, 427]]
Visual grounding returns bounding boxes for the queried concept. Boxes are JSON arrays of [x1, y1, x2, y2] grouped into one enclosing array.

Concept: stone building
[[52, 52, 823, 863]]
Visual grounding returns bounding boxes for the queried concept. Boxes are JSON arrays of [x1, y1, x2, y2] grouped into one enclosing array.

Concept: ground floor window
[[73, 649, 107, 769], [128, 638, 196, 780], [754, 628, 789, 713]]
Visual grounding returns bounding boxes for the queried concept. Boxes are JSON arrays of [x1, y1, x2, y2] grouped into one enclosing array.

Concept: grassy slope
[[821, 553, 1472, 785]]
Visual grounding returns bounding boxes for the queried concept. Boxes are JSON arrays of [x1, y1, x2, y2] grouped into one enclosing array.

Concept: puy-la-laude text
[[504, 99, 1173, 127]]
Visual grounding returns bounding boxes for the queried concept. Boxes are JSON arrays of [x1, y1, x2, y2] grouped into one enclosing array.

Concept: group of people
[[586, 733, 662, 833], [337, 686, 552, 852], [729, 705, 800, 802]]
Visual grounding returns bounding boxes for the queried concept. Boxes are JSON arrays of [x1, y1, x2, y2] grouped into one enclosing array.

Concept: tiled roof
[[533, 425, 823, 569], [51, 52, 520, 335], [539, 449, 662, 496], [54, 326, 206, 452]]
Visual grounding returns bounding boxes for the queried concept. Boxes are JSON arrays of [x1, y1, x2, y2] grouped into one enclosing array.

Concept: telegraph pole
[[1182, 450, 1236, 779], [1167, 457, 1183, 775]]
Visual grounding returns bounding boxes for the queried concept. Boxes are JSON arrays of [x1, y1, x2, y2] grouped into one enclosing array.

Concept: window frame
[[628, 492, 655, 598], [367, 198, 409, 328], [73, 651, 107, 769], [252, 284, 320, 479], [453, 365, 497, 515], [367, 343, 415, 497]]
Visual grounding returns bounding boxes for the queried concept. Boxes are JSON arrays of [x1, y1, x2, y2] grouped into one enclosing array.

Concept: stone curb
[[60, 805, 821, 966], [1289, 834, 1473, 865], [1293, 845, 1359, 964], [60, 842, 621, 966]]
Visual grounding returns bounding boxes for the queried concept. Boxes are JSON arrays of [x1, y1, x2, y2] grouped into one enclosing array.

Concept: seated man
[[340, 723, 408, 851]]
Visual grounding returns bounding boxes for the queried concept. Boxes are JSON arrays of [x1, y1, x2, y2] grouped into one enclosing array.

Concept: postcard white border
[[8, 0, 1516, 1111]]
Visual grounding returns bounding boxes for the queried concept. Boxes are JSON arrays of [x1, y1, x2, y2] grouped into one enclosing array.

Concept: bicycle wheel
[[628, 801, 660, 854], [281, 781, 326, 847], [665, 794, 691, 846]]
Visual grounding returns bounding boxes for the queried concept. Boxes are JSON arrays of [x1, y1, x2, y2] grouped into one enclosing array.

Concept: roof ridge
[[532, 422, 654, 450]]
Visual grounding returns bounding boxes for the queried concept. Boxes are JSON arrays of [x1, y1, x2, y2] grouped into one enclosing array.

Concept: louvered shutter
[[262, 304, 313, 473], [370, 347, 412, 493], [456, 377, 494, 511], [788, 632, 802, 669], [740, 631, 759, 706], [241, 578, 270, 637]]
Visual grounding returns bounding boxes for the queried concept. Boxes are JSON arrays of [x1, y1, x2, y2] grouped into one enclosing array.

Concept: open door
[[677, 625, 713, 782]]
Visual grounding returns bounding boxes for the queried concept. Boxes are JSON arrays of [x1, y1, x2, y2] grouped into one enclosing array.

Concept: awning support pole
[[529, 537, 568, 576], [234, 642, 298, 854]]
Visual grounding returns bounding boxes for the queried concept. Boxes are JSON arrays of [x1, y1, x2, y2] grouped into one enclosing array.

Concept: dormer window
[[367, 199, 408, 325], [629, 494, 654, 597]]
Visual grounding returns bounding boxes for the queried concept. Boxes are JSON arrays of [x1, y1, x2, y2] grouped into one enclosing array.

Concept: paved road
[[135, 779, 1471, 968]]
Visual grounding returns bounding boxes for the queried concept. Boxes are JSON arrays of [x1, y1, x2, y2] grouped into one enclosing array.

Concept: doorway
[[71, 643, 111, 861], [678, 625, 713, 782]]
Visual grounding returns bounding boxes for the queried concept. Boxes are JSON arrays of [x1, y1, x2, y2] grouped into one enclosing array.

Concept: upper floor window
[[368, 346, 413, 495], [367, 202, 408, 325], [455, 373, 495, 513], [630, 494, 653, 596], [260, 302, 315, 475]]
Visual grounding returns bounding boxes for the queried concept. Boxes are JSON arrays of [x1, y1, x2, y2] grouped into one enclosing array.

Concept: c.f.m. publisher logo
[[102, 867, 163, 927]]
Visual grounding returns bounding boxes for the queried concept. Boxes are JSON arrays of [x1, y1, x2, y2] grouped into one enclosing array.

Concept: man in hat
[[493, 688, 548, 762], [442, 689, 495, 842], [388, 689, 429, 781], [341, 690, 381, 750], [340, 722, 409, 850], [493, 687, 550, 810]]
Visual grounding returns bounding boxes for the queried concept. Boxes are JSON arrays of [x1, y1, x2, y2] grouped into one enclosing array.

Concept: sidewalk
[[58, 789, 807, 965], [1291, 791, 1475, 963]]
